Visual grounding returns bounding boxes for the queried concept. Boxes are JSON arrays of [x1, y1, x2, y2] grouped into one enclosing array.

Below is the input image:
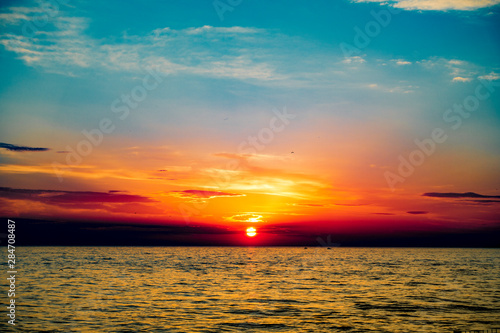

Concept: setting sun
[[246, 227, 257, 237]]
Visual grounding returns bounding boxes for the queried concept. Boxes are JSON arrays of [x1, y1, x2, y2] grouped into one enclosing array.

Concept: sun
[[246, 227, 257, 237]]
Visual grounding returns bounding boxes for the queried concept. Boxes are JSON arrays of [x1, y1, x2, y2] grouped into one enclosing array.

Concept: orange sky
[[1, 1, 499, 246]]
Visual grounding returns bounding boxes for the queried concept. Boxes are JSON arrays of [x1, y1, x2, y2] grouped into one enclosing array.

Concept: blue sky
[[1, 0, 499, 157], [0, 0, 499, 234]]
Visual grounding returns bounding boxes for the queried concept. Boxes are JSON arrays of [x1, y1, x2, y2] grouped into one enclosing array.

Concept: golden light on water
[[246, 227, 257, 237]]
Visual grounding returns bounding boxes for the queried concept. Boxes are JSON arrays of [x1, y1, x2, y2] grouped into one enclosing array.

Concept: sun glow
[[247, 215, 262, 223], [246, 227, 257, 237]]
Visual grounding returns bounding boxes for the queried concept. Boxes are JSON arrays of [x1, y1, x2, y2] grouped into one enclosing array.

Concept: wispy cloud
[[407, 210, 429, 214], [0, 142, 50, 152], [452, 76, 473, 82], [478, 72, 500, 81], [351, 0, 500, 11], [1, 4, 497, 92], [182, 25, 261, 35], [0, 6, 44, 24], [342, 56, 366, 64], [170, 190, 245, 199], [464, 200, 500, 205], [417, 58, 483, 82], [224, 213, 264, 222], [422, 192, 500, 206], [423, 192, 500, 199], [394, 59, 412, 66], [0, 5, 280, 81]]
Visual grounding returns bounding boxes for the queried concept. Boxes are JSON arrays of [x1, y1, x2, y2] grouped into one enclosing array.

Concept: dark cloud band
[[0, 142, 50, 152], [423, 192, 500, 199]]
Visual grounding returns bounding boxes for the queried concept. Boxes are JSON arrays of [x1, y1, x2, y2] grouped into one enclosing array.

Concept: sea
[[1, 247, 499, 332]]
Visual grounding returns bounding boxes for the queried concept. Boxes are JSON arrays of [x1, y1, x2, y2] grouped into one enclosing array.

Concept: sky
[[0, 0, 499, 246]]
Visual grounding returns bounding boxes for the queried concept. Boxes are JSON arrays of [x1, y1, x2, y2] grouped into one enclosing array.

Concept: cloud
[[334, 203, 368, 207], [407, 211, 429, 214], [479, 72, 500, 81], [0, 12, 30, 24], [418, 57, 486, 82], [170, 190, 245, 199], [0, 4, 496, 94], [0, 6, 280, 82], [183, 25, 261, 35], [352, 0, 500, 11], [342, 56, 366, 64], [423, 193, 500, 206], [464, 200, 500, 205], [0, 187, 154, 204], [0, 142, 50, 152], [224, 213, 264, 223], [452, 76, 472, 82], [423, 192, 500, 199], [0, 187, 160, 216], [365, 82, 416, 93], [395, 60, 412, 65]]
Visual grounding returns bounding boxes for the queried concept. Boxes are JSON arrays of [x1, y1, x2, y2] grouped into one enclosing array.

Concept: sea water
[[1, 247, 499, 332]]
